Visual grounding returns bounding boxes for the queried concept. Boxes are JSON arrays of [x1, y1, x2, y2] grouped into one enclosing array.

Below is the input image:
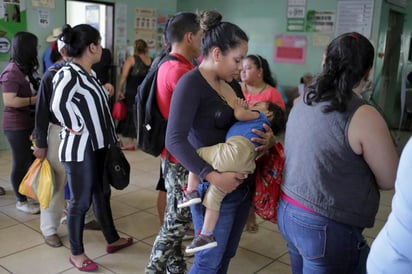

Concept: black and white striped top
[[51, 63, 117, 162]]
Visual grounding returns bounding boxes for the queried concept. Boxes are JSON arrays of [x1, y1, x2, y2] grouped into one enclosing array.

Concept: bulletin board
[[274, 34, 307, 64], [335, 0, 374, 39], [0, 0, 27, 60], [135, 7, 157, 52]]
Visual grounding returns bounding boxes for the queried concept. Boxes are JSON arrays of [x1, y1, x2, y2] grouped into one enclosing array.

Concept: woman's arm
[[166, 75, 211, 178], [33, 70, 55, 153], [117, 56, 134, 100], [166, 74, 245, 193], [205, 171, 248, 194], [348, 104, 399, 190], [1, 65, 37, 108], [3, 92, 35, 108]]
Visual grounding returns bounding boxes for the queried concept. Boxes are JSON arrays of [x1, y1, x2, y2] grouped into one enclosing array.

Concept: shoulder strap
[[134, 55, 143, 64], [157, 54, 181, 69]]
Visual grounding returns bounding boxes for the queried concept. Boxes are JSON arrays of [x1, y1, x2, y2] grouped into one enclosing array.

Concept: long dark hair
[[10, 32, 38, 73], [246, 54, 277, 87], [199, 10, 249, 57], [60, 24, 101, 58], [305, 32, 374, 112], [10, 31, 40, 90]]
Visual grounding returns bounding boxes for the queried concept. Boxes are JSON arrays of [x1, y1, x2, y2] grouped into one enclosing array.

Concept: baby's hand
[[234, 97, 248, 109]]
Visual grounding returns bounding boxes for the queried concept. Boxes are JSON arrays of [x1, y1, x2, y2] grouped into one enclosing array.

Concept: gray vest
[[282, 95, 379, 228]]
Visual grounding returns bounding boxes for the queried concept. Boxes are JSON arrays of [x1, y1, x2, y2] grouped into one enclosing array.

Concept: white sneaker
[[178, 190, 201, 208], [16, 202, 40, 214]]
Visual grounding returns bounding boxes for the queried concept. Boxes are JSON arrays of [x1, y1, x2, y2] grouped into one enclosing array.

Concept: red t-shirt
[[156, 53, 195, 162]]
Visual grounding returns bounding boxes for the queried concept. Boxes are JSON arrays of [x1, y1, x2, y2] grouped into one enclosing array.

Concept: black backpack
[[134, 54, 180, 157]]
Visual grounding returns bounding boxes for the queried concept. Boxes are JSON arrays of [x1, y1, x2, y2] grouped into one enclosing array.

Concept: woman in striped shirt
[[51, 24, 132, 272]]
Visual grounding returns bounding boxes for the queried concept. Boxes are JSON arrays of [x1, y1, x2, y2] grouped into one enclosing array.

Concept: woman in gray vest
[[278, 32, 399, 274]]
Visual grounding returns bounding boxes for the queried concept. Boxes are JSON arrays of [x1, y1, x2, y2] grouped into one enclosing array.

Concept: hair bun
[[199, 10, 222, 32], [61, 24, 73, 43]]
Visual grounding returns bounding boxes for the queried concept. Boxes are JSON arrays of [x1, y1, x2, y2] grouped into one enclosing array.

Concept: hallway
[[0, 148, 395, 273]]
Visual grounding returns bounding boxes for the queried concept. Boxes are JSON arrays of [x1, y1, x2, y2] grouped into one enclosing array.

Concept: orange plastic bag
[[34, 159, 55, 209], [19, 159, 55, 209], [18, 158, 41, 200]]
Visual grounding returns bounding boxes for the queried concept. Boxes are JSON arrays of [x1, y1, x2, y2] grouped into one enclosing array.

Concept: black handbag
[[105, 144, 130, 190]]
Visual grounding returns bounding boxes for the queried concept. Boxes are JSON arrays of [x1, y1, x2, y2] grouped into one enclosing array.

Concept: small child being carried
[[179, 98, 286, 253]]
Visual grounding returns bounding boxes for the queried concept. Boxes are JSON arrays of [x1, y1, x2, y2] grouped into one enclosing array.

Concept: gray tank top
[[282, 94, 379, 228]]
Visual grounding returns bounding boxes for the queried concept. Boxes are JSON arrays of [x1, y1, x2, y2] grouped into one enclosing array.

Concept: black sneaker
[[185, 234, 217, 254], [178, 190, 201, 208]]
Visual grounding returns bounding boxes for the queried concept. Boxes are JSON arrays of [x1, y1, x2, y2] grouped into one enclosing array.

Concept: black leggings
[[63, 144, 119, 255], [4, 129, 34, 202]]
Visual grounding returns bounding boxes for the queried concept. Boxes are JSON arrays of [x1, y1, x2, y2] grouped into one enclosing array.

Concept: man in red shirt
[[145, 12, 203, 274]]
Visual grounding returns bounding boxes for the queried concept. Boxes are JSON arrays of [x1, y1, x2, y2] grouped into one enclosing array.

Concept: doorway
[[378, 9, 404, 125], [65, 0, 116, 104], [65, 0, 114, 51]]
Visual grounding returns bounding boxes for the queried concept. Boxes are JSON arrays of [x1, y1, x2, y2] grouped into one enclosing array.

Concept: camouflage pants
[[145, 158, 191, 274]]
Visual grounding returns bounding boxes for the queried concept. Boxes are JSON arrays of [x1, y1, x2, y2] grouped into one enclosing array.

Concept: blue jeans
[[277, 198, 369, 274], [189, 181, 251, 274]]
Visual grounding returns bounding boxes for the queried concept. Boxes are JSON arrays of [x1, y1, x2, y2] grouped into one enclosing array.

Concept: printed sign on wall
[[0, 0, 27, 60], [305, 10, 335, 33], [135, 8, 157, 54], [287, 0, 306, 32], [335, 0, 373, 39], [274, 34, 307, 64]]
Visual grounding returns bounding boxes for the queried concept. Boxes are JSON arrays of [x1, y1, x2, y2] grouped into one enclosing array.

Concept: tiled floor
[[0, 133, 405, 274]]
